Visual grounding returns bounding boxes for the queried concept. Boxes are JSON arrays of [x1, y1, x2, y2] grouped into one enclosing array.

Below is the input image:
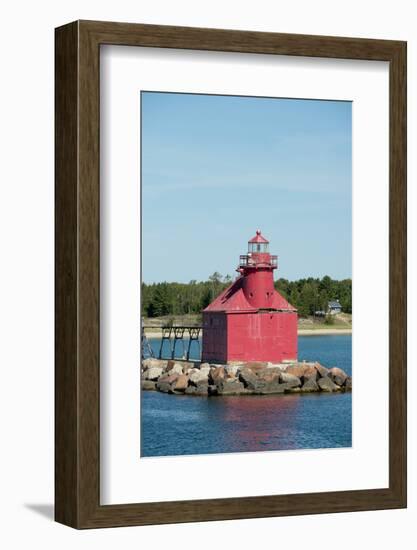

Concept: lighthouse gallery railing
[[239, 254, 278, 268]]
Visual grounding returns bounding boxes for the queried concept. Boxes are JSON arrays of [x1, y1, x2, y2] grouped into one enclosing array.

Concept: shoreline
[[144, 328, 352, 339], [297, 328, 351, 336]]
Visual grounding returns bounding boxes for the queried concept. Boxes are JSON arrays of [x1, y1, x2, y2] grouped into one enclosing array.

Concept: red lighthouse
[[202, 231, 297, 364]]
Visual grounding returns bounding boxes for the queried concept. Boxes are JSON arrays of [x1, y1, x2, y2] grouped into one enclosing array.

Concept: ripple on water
[[142, 334, 352, 457]]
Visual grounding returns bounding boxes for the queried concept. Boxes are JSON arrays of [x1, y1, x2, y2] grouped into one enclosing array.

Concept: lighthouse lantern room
[[202, 231, 297, 364]]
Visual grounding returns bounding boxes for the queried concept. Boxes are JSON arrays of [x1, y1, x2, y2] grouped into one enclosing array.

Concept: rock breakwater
[[141, 358, 352, 396]]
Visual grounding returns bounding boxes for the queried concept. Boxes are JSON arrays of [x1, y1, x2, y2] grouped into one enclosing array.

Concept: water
[[141, 334, 352, 457]]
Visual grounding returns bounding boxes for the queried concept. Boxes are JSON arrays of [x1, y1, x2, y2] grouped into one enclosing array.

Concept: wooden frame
[[55, 20, 407, 529]]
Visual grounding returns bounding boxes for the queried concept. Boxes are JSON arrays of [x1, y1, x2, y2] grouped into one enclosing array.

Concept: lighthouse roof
[[203, 277, 297, 313], [248, 230, 269, 244]]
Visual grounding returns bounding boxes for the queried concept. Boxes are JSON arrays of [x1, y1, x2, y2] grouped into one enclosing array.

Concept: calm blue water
[[141, 334, 352, 457]]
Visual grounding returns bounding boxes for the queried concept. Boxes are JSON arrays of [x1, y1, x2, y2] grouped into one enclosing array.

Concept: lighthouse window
[[248, 242, 269, 254]]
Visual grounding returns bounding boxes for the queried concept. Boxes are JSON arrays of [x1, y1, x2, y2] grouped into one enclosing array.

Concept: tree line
[[142, 273, 351, 318]]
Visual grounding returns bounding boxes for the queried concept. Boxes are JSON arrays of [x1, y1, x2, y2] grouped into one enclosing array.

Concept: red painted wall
[[202, 312, 227, 363], [202, 310, 297, 364], [227, 312, 298, 363]]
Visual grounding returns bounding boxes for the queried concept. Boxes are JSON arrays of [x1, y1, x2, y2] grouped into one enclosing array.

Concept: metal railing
[[239, 254, 278, 268], [142, 325, 202, 360]]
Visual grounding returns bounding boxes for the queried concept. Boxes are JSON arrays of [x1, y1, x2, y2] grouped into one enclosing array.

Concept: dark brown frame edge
[[55, 20, 407, 529]]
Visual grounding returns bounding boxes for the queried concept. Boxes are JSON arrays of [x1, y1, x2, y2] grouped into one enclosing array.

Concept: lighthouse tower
[[201, 231, 297, 364]]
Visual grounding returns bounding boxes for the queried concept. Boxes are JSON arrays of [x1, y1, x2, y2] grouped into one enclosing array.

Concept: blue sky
[[141, 92, 351, 283]]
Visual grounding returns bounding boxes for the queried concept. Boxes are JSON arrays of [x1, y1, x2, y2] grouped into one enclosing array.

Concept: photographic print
[[140, 91, 352, 458], [55, 21, 406, 527]]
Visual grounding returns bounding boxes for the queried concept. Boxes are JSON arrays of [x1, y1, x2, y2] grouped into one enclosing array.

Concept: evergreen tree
[[151, 283, 170, 317], [141, 275, 352, 318]]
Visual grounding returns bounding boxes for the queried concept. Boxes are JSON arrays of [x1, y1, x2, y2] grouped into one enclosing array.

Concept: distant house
[[328, 300, 342, 315]]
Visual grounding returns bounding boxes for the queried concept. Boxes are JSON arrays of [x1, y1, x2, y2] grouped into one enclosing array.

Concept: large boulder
[[209, 366, 225, 384], [144, 366, 164, 381], [344, 376, 352, 391], [256, 381, 287, 395], [166, 362, 183, 376], [185, 381, 209, 396], [141, 380, 156, 391], [303, 365, 319, 380], [239, 368, 258, 390], [158, 373, 179, 384], [328, 367, 348, 386], [173, 374, 189, 392], [195, 382, 209, 395], [208, 384, 218, 396], [245, 362, 268, 373], [225, 365, 240, 377], [315, 363, 330, 378], [156, 381, 172, 393], [284, 365, 307, 378], [199, 365, 211, 376], [142, 357, 167, 370], [267, 362, 285, 369], [156, 373, 179, 393], [258, 370, 280, 383], [301, 377, 319, 392], [317, 377, 339, 392], [265, 366, 284, 375], [189, 369, 209, 386], [173, 363, 185, 375], [216, 379, 246, 395], [279, 372, 301, 387], [165, 359, 176, 371], [285, 387, 301, 393], [285, 363, 325, 381]]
